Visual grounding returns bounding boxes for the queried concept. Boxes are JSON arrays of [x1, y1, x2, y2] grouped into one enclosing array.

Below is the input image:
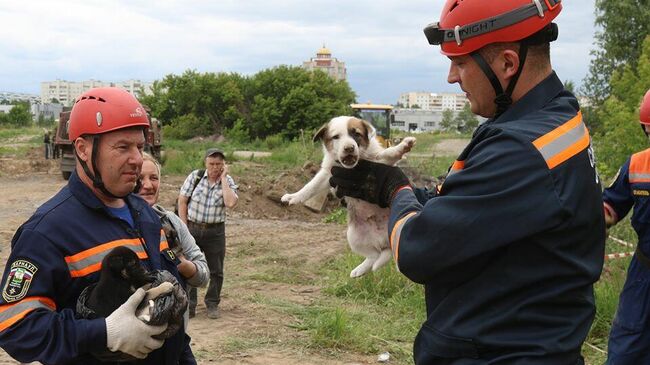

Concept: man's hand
[[105, 288, 167, 359], [220, 163, 229, 180], [329, 159, 410, 208]]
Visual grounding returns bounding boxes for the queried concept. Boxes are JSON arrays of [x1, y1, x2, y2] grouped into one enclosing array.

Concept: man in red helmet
[[602, 89, 650, 364], [330, 0, 605, 363], [0, 87, 188, 364]]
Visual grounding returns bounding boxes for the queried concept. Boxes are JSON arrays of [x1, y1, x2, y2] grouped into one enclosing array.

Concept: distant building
[[302, 45, 346, 81], [31, 103, 64, 121], [0, 91, 40, 104], [0, 105, 14, 114], [391, 108, 443, 132], [398, 92, 468, 111], [391, 107, 486, 133], [40, 79, 154, 105]]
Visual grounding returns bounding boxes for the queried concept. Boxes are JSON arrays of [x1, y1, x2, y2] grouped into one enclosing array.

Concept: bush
[[224, 118, 250, 144], [264, 134, 285, 149], [164, 114, 213, 139]]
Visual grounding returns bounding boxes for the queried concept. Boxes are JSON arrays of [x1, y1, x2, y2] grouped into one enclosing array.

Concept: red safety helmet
[[424, 0, 562, 56], [68, 87, 150, 140], [641, 89, 650, 125]]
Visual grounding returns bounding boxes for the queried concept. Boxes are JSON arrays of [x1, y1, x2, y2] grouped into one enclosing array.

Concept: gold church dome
[[317, 45, 331, 55]]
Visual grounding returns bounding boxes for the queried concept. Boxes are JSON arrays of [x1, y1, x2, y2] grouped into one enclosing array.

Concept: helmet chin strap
[[76, 136, 130, 200], [470, 42, 529, 119]]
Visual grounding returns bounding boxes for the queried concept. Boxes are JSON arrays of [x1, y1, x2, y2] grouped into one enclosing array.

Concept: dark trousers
[[44, 143, 52, 159], [179, 334, 197, 365], [188, 222, 225, 310]]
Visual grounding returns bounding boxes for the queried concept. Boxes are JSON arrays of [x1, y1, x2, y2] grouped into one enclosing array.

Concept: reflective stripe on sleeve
[[160, 229, 169, 251], [447, 160, 465, 177], [0, 296, 56, 332], [629, 150, 650, 183], [65, 238, 148, 277], [389, 212, 418, 269], [532, 111, 590, 169]]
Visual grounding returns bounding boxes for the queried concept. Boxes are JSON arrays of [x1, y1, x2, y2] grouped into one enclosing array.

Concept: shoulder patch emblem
[[3, 260, 38, 303]]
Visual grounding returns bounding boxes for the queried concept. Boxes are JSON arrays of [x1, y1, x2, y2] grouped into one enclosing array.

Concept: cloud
[[0, 0, 598, 104]]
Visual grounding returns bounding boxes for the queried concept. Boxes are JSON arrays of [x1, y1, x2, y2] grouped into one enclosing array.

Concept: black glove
[[329, 159, 410, 208]]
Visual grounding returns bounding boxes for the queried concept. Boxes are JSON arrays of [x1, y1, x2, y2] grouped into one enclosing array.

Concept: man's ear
[[313, 123, 329, 142], [74, 137, 90, 162], [500, 49, 520, 82]]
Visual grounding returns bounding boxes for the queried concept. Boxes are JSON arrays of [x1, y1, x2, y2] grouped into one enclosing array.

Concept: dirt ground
[[0, 149, 381, 365]]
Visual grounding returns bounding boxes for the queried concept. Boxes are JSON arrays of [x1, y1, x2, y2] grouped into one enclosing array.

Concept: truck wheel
[[62, 171, 71, 180]]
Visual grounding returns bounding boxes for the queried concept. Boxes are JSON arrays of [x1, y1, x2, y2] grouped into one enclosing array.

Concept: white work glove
[[105, 288, 168, 359]]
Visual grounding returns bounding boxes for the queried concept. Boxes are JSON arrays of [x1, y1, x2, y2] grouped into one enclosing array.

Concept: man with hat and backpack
[[178, 148, 238, 319]]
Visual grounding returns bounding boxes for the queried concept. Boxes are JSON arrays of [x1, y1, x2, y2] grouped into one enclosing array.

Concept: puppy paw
[[400, 137, 416, 153], [350, 265, 371, 278], [281, 193, 302, 205]]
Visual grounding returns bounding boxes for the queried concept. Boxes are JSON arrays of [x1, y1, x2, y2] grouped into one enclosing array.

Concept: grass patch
[[259, 249, 425, 364], [322, 208, 347, 225]]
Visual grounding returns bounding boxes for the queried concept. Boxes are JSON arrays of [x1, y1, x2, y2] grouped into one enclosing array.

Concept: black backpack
[[174, 169, 205, 215]]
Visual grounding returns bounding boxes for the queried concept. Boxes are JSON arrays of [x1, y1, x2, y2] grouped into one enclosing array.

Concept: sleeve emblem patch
[[2, 260, 38, 303]]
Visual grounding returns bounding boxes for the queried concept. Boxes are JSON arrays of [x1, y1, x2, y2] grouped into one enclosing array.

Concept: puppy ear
[[313, 123, 328, 142], [360, 119, 376, 140]]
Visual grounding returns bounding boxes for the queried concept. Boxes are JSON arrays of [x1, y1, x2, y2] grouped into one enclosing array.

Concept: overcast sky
[[0, 0, 597, 104]]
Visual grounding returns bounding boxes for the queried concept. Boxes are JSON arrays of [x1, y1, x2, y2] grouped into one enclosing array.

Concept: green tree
[[453, 103, 479, 133], [440, 109, 455, 132], [1, 104, 33, 127], [142, 66, 355, 141], [582, 0, 650, 114], [564, 80, 576, 94], [140, 70, 247, 137], [595, 36, 650, 178]]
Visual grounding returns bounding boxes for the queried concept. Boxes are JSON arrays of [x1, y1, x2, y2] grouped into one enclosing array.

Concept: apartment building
[[40, 79, 153, 105], [398, 91, 468, 111]]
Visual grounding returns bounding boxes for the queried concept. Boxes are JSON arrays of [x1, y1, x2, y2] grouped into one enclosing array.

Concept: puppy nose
[[344, 145, 355, 153]]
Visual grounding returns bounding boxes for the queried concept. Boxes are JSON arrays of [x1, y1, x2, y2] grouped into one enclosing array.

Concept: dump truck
[[54, 106, 162, 180]]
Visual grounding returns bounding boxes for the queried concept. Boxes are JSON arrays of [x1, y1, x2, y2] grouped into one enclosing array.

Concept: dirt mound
[[158, 161, 341, 222], [0, 148, 60, 177]]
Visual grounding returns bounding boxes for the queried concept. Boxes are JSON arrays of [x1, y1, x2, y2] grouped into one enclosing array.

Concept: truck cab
[[350, 103, 394, 147]]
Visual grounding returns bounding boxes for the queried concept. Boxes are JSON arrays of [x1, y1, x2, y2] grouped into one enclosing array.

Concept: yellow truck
[[350, 103, 394, 147]]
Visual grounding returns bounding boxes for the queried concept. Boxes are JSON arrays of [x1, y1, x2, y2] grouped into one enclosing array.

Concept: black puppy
[[86, 246, 155, 318]]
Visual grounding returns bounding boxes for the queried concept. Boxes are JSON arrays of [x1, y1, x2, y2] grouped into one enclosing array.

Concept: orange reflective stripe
[[0, 297, 56, 332], [65, 238, 142, 264], [389, 212, 417, 267], [451, 160, 464, 171], [160, 228, 169, 252], [629, 150, 650, 183], [533, 112, 582, 149], [544, 129, 589, 169], [65, 238, 148, 278], [447, 160, 465, 177], [533, 111, 590, 169]]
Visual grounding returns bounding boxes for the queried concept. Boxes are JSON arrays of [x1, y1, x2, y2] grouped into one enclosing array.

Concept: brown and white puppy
[[282, 116, 415, 277]]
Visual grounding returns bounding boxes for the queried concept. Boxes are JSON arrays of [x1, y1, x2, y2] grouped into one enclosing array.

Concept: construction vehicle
[[54, 106, 162, 180], [350, 103, 394, 147]]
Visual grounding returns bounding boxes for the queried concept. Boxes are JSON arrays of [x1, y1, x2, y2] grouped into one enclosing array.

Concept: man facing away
[[330, 0, 606, 363]]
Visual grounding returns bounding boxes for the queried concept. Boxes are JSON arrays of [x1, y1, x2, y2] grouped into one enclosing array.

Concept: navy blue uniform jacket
[[389, 73, 605, 364], [0, 171, 185, 364]]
